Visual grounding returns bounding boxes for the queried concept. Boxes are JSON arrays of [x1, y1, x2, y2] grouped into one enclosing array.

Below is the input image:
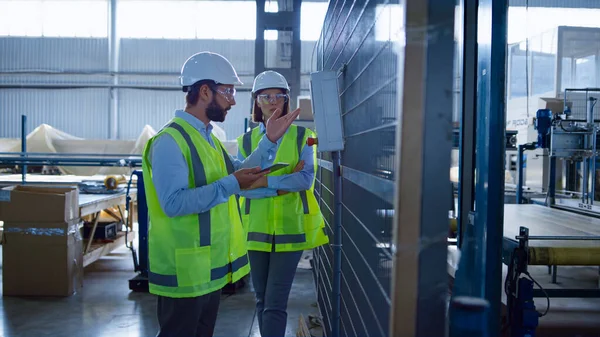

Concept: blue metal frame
[[457, 0, 478, 249], [453, 0, 508, 336], [20, 115, 27, 184], [128, 170, 149, 291], [476, 1, 509, 334]]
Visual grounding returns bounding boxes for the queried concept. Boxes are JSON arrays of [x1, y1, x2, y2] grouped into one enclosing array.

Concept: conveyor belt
[[503, 204, 600, 248]]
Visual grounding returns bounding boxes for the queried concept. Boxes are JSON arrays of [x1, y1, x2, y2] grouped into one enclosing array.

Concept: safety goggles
[[214, 87, 236, 103], [256, 93, 288, 104]]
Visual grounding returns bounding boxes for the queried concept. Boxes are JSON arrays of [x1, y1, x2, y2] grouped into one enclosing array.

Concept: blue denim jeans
[[248, 249, 304, 337]]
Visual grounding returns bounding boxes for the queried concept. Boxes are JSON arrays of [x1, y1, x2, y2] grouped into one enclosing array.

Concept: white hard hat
[[180, 51, 243, 88], [252, 70, 289, 94]]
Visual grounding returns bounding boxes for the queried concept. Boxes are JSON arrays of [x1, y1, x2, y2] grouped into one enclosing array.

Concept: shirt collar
[[175, 109, 213, 135]]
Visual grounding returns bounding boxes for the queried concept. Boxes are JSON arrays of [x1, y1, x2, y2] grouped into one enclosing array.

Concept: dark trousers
[[156, 289, 222, 337], [248, 250, 304, 337]]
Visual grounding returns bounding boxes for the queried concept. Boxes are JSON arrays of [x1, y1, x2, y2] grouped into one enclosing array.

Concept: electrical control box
[[309, 70, 345, 152]]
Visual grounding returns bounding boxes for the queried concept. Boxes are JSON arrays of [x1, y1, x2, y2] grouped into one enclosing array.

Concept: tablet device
[[259, 162, 289, 174]]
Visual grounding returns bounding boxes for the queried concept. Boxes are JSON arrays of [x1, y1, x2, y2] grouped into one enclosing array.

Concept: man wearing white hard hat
[[141, 52, 301, 337]]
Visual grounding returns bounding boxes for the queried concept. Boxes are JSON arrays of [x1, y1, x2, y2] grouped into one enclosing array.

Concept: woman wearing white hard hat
[[236, 70, 329, 337], [143, 52, 300, 337]]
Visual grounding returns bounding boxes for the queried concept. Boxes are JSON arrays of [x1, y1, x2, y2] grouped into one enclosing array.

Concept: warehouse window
[[374, 4, 403, 42], [301, 2, 328, 41], [0, 0, 328, 40], [117, 0, 327, 40], [507, 7, 600, 44], [0, 0, 107, 37]]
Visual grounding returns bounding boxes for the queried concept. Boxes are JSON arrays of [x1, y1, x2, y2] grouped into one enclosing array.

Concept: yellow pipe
[[529, 247, 600, 266], [104, 175, 126, 190]]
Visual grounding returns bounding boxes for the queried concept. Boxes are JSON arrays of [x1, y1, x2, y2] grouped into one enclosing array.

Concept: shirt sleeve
[[266, 140, 315, 192], [237, 187, 279, 199], [150, 134, 241, 217], [229, 134, 276, 171]]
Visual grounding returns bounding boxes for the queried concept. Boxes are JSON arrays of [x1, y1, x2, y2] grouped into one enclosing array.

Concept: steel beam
[[457, 0, 478, 248], [254, 0, 302, 110], [510, 0, 600, 8], [108, 0, 119, 140], [388, 0, 455, 335], [0, 84, 253, 92], [473, 0, 509, 336]]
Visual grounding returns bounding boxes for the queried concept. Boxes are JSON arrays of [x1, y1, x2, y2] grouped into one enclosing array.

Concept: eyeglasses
[[257, 93, 288, 104], [214, 87, 236, 103]]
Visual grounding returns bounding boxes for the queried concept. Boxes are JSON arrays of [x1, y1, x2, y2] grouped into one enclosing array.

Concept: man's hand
[[265, 108, 302, 143], [245, 175, 268, 190], [276, 160, 305, 196], [233, 167, 268, 190]]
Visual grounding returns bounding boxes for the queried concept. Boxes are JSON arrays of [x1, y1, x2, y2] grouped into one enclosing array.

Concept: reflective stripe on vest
[[242, 127, 310, 217], [147, 122, 246, 287], [149, 255, 249, 287]]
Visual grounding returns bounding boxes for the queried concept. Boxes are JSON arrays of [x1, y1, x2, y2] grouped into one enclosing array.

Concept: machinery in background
[[502, 225, 600, 336], [517, 88, 600, 213], [503, 227, 542, 337]]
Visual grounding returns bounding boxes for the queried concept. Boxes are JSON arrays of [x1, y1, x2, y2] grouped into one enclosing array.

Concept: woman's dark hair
[[252, 88, 289, 123], [185, 80, 217, 106]]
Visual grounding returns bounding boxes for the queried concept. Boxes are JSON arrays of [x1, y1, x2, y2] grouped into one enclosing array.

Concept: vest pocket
[[175, 246, 211, 287]]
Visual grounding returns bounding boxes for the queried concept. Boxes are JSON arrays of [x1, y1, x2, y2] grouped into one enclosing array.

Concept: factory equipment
[[517, 88, 600, 213]]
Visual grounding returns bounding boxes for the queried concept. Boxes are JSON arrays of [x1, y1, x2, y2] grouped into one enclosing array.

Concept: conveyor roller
[[528, 246, 600, 266]]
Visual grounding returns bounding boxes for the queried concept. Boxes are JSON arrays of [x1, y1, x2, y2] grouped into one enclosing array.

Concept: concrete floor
[[0, 246, 320, 337]]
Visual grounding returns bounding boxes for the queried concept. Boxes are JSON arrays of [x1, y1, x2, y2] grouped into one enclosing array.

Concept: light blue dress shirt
[[237, 123, 315, 199], [148, 110, 276, 217]]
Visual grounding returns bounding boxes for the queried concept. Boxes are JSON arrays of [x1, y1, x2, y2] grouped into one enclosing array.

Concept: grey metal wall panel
[[0, 37, 109, 72], [312, 1, 400, 336], [0, 37, 316, 141], [116, 89, 252, 141], [0, 88, 109, 139], [119, 39, 256, 75]]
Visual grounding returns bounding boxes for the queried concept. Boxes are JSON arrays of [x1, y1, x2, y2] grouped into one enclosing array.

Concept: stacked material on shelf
[[0, 123, 239, 176]]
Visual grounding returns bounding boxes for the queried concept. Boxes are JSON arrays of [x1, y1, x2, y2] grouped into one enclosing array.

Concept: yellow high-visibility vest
[[142, 117, 249, 298], [237, 124, 329, 252]]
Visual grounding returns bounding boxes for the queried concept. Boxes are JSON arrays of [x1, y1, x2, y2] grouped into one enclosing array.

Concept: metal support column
[[254, 0, 302, 110], [129, 170, 149, 292], [473, 0, 509, 335], [457, 0, 478, 248], [108, 0, 119, 139], [331, 151, 342, 337], [517, 145, 525, 204], [20, 115, 27, 184], [549, 157, 557, 205], [388, 0, 455, 335]]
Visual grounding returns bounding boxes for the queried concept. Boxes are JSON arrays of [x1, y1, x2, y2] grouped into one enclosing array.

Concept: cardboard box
[[538, 97, 573, 114], [2, 220, 83, 297], [297, 97, 314, 121], [0, 185, 79, 223]]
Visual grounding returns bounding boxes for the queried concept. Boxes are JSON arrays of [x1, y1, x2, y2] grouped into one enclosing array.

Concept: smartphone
[[259, 162, 289, 174]]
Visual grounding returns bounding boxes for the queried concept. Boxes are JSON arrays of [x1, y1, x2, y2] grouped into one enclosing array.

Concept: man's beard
[[206, 98, 229, 123]]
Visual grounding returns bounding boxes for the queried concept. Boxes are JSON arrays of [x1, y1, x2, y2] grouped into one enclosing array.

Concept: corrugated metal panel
[[313, 1, 398, 337], [0, 37, 108, 72], [119, 39, 255, 75], [0, 37, 317, 141], [0, 88, 109, 138], [119, 39, 316, 78], [117, 89, 251, 140]]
